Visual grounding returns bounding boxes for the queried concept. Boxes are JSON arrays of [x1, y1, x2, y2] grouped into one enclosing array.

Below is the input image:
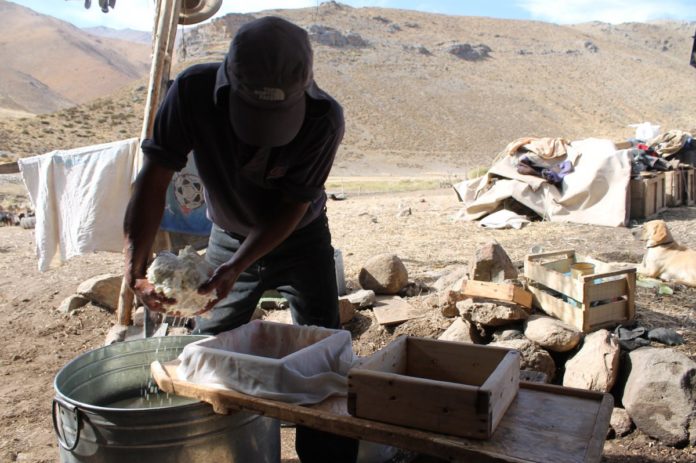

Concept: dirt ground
[[1, 188, 696, 462]]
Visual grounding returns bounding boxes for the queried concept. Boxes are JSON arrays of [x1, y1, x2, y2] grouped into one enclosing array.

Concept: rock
[[623, 347, 696, 446], [104, 325, 128, 346], [524, 315, 582, 352], [437, 291, 468, 318], [132, 306, 159, 327], [563, 329, 620, 392], [346, 289, 376, 309], [490, 339, 555, 381], [77, 274, 122, 311], [492, 327, 525, 342], [57, 295, 88, 314], [168, 326, 191, 336], [338, 297, 356, 324], [259, 298, 289, 310], [584, 40, 598, 53], [308, 24, 369, 48], [609, 408, 633, 438], [520, 370, 548, 383], [263, 309, 293, 325], [647, 327, 684, 346], [457, 300, 528, 327], [431, 265, 468, 291], [359, 254, 408, 295], [469, 241, 517, 283], [438, 318, 480, 343], [448, 43, 492, 61]]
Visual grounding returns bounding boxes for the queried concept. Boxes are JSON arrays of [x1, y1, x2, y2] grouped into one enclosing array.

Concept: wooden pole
[[116, 0, 182, 327]]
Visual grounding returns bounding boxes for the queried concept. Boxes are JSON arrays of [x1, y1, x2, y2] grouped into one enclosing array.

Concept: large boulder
[[623, 347, 696, 446], [524, 315, 582, 352], [77, 274, 122, 311], [563, 329, 620, 392], [457, 299, 528, 327], [359, 254, 408, 295], [490, 338, 555, 381], [469, 241, 517, 282]]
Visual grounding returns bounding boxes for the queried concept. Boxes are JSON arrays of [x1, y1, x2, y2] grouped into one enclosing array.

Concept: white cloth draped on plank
[[454, 138, 632, 227], [18, 138, 140, 271]]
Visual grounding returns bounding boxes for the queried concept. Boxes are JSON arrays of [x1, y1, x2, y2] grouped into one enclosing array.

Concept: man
[[123, 16, 357, 463]]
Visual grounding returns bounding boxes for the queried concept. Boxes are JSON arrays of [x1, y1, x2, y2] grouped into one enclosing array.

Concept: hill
[[0, 0, 150, 115], [83, 26, 152, 45], [0, 1, 694, 176]]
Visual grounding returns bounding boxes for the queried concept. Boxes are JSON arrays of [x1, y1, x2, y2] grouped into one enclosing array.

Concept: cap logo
[[253, 87, 285, 101]]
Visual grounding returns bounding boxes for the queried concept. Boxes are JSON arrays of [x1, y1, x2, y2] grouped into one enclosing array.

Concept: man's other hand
[[132, 278, 176, 313], [197, 263, 239, 311]]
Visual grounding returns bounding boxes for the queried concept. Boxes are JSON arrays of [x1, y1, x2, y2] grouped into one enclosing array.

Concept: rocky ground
[[1, 187, 695, 462]]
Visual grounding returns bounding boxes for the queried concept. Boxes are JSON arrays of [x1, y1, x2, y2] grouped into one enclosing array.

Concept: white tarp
[[18, 138, 140, 271], [454, 138, 632, 227], [177, 320, 355, 404]]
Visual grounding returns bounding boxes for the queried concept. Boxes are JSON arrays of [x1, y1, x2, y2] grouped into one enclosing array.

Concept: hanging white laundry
[[18, 138, 140, 271]]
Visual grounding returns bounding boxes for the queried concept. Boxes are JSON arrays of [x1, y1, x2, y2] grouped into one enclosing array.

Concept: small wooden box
[[347, 337, 520, 439], [524, 250, 636, 333], [630, 172, 666, 219]]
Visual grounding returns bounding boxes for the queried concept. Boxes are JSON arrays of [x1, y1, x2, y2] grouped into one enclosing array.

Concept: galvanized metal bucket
[[53, 336, 280, 463]]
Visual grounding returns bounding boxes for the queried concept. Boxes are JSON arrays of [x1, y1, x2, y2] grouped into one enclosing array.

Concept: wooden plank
[[152, 360, 612, 463], [0, 162, 19, 174], [372, 295, 423, 326], [459, 280, 533, 309], [528, 284, 584, 332], [349, 369, 488, 439], [664, 170, 684, 207], [587, 300, 629, 327], [481, 351, 521, 433], [686, 168, 695, 206], [585, 278, 627, 303]]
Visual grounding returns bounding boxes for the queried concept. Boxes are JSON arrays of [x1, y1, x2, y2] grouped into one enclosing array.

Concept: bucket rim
[[53, 335, 208, 413]]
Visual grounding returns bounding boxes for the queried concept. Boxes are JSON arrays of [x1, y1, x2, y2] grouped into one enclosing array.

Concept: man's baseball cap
[[226, 17, 313, 147]]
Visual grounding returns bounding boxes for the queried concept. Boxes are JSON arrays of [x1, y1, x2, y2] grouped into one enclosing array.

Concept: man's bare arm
[[123, 157, 176, 311]]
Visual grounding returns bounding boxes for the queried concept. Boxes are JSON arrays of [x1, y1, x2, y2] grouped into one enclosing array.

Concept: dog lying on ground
[[633, 219, 696, 286]]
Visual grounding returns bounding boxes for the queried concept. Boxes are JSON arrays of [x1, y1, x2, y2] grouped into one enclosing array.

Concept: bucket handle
[[52, 396, 81, 451]]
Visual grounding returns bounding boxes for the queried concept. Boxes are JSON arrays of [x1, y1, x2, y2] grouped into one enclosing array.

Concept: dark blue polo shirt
[[141, 62, 344, 236]]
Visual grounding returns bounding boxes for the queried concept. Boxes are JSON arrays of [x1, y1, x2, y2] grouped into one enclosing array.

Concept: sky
[[6, 0, 696, 32]]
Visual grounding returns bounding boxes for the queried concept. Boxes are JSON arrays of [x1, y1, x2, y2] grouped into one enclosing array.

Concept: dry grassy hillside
[[0, 1, 694, 176], [0, 0, 150, 114]]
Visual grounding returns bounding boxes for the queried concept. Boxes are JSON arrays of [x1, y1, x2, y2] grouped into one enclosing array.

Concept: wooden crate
[[524, 250, 636, 333], [630, 172, 666, 219], [347, 336, 520, 439]]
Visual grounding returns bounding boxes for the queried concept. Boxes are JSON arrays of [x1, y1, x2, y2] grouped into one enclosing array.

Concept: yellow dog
[[633, 220, 696, 286]]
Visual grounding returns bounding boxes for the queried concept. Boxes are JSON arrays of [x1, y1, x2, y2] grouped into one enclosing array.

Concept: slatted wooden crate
[[630, 172, 666, 219], [524, 250, 636, 333], [347, 336, 520, 439]]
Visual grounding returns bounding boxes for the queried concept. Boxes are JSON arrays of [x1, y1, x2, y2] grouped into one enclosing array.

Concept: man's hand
[[197, 263, 240, 311], [132, 278, 176, 313]]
